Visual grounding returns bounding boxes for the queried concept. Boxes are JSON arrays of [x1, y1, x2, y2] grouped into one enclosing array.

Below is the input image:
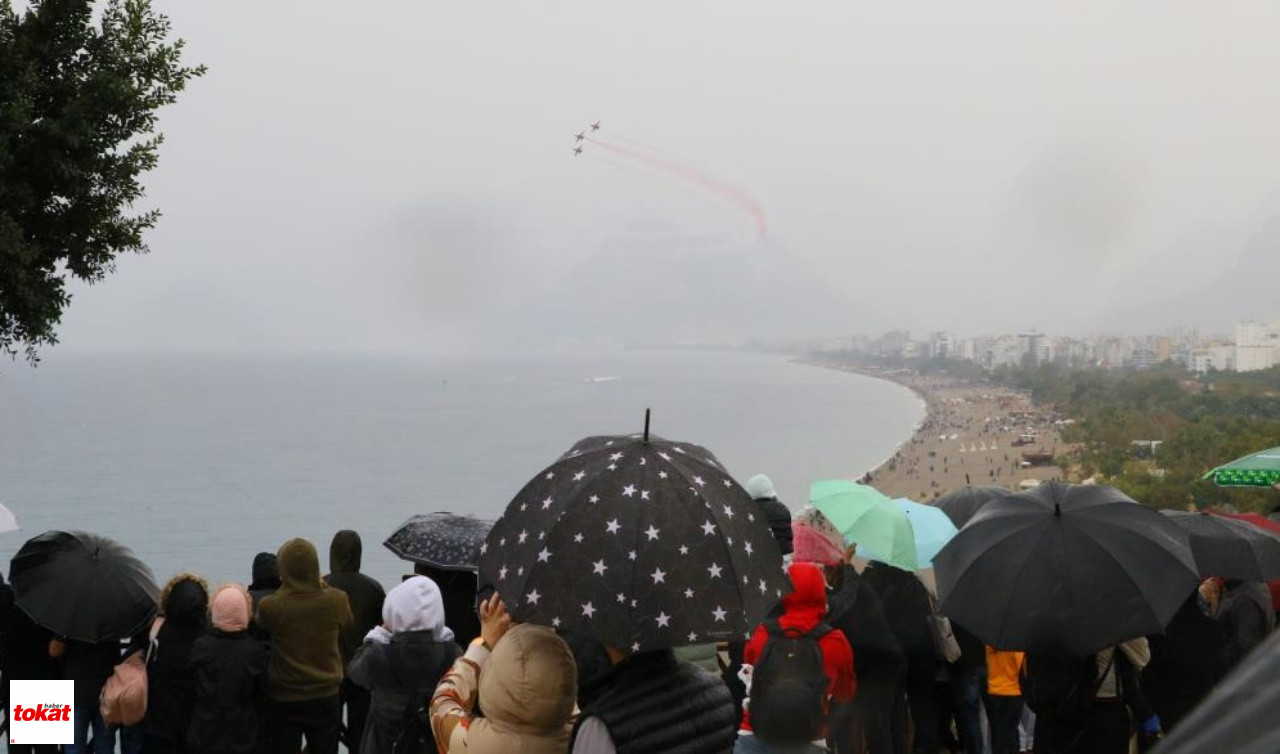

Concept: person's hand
[[48, 638, 66, 659], [479, 594, 512, 649]]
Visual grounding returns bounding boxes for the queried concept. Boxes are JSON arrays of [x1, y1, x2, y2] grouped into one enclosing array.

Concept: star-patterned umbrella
[[383, 512, 494, 571], [477, 428, 787, 654]]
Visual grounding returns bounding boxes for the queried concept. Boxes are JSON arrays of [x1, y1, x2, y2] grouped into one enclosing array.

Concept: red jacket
[[740, 562, 856, 734]]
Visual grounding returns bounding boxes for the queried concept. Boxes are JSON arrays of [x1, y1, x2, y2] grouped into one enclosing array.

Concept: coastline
[[798, 358, 1068, 501]]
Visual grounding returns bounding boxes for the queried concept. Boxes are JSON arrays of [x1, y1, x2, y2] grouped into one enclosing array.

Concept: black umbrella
[[935, 485, 1013, 527], [934, 482, 1197, 656], [1152, 627, 1280, 754], [383, 512, 493, 571], [477, 426, 787, 653], [10, 530, 159, 642], [1161, 510, 1280, 581]]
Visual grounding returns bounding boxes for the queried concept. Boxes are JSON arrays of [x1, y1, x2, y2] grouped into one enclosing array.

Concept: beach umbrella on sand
[[934, 482, 1198, 656], [383, 512, 493, 571], [935, 486, 1013, 528], [1161, 510, 1280, 581], [811, 480, 918, 571], [10, 531, 159, 642], [477, 420, 786, 653], [1203, 446, 1280, 488]]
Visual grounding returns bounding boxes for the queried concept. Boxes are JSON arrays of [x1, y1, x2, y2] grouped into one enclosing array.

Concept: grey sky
[[56, 1, 1280, 350]]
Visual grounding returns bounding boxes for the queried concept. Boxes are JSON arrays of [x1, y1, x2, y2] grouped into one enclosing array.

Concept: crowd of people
[[0, 478, 1276, 754]]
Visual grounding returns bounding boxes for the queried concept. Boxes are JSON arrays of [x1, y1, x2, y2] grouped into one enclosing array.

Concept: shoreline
[[797, 358, 1068, 500]]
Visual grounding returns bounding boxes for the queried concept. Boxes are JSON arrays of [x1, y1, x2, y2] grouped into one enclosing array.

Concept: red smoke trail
[[586, 137, 767, 238]]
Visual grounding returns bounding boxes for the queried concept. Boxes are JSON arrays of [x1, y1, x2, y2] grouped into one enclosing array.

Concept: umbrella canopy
[[935, 486, 1013, 528], [477, 432, 786, 653], [811, 480, 917, 571], [1203, 446, 1280, 487], [1212, 511, 1280, 536], [896, 498, 959, 568], [1152, 627, 1280, 754], [934, 482, 1198, 656], [11, 530, 159, 642], [1162, 510, 1280, 581], [383, 512, 493, 571]]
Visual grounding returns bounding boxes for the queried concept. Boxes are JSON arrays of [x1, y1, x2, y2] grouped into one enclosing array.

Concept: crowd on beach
[[1, 473, 1277, 754]]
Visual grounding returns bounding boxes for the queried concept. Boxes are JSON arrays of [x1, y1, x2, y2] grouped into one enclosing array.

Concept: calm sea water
[[0, 349, 922, 589]]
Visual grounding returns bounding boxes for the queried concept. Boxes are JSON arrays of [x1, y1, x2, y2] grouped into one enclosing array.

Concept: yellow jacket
[[986, 646, 1025, 697]]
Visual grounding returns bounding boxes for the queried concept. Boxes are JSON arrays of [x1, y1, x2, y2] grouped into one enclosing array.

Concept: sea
[[0, 349, 923, 590]]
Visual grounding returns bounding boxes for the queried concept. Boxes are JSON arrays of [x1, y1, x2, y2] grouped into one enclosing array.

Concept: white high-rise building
[[1235, 320, 1280, 372]]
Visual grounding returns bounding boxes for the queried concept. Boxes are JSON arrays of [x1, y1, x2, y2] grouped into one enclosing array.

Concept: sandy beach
[[807, 362, 1069, 501]]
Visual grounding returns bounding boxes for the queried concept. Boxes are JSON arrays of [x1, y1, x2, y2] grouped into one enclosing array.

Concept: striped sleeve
[[430, 642, 490, 751]]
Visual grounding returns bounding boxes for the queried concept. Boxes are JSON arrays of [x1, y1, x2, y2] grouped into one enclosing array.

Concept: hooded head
[[329, 530, 362, 574], [479, 624, 577, 735], [277, 538, 323, 594], [745, 474, 778, 501], [383, 575, 455, 642], [792, 506, 846, 567], [250, 552, 281, 590], [780, 562, 828, 631], [160, 573, 210, 628], [210, 582, 253, 632]]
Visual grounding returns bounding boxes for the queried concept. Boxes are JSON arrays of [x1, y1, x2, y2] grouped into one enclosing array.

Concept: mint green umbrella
[[1203, 447, 1280, 488], [811, 480, 918, 571], [860, 498, 960, 569]]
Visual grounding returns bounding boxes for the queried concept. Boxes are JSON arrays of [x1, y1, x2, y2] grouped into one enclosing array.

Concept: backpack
[[100, 617, 164, 727], [391, 697, 435, 754], [1021, 650, 1110, 723], [749, 619, 832, 744]]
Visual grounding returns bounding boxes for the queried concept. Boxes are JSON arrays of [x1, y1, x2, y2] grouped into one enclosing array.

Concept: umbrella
[[383, 512, 493, 571], [477, 428, 787, 653], [1211, 511, 1280, 537], [933, 482, 1197, 656], [0, 502, 18, 534], [858, 498, 959, 569], [811, 480, 917, 571], [1161, 510, 1280, 581], [935, 486, 1013, 528], [1203, 446, 1280, 487], [10, 531, 159, 642], [1152, 627, 1280, 754]]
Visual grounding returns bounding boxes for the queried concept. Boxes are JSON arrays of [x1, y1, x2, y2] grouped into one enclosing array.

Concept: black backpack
[[749, 619, 832, 744], [1021, 651, 1110, 723], [391, 696, 436, 754]]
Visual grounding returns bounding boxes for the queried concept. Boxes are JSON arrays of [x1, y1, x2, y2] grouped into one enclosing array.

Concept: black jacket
[[187, 629, 269, 754], [753, 497, 794, 556], [323, 531, 387, 666], [861, 562, 935, 658], [145, 579, 209, 745], [1220, 580, 1275, 668], [1143, 594, 1229, 731], [575, 649, 737, 754], [346, 630, 460, 754], [1, 594, 59, 705]]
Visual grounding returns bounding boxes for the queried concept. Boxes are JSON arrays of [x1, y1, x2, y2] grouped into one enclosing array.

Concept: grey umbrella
[[383, 512, 493, 572]]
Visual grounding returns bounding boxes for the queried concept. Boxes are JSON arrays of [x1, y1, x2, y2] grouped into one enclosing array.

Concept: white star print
[[631, 599, 637, 608], [679, 545, 689, 555], [723, 479, 733, 487], [640, 490, 650, 501], [622, 484, 637, 497], [518, 530, 528, 544], [644, 525, 660, 541], [688, 631, 698, 642], [656, 612, 671, 628], [605, 519, 621, 534], [658, 452, 671, 460], [684, 588, 694, 599], [744, 541, 754, 555], [538, 531, 545, 540], [727, 536, 734, 547], [673, 446, 685, 454], [607, 463, 617, 471], [658, 471, 669, 479], [499, 537, 506, 547], [480, 542, 488, 554], [552, 616, 561, 627], [573, 471, 586, 481], [526, 589, 541, 605], [574, 533, 584, 543], [722, 505, 735, 518], [700, 521, 716, 536], [541, 497, 554, 510], [708, 563, 723, 579], [499, 565, 509, 579], [693, 476, 706, 486], [593, 559, 608, 576], [628, 550, 637, 561], [712, 606, 727, 622], [748, 513, 755, 522], [759, 579, 768, 594], [545, 471, 555, 480], [616, 592, 626, 603], [517, 566, 524, 576], [650, 567, 666, 584], [639, 457, 647, 466], [536, 548, 551, 563], [610, 452, 624, 461], [581, 602, 596, 618], [589, 494, 600, 504], [519, 503, 528, 512], [742, 575, 749, 584], [632, 642, 641, 652]]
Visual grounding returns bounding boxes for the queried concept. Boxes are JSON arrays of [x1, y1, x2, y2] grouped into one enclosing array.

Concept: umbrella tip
[[643, 408, 651, 443]]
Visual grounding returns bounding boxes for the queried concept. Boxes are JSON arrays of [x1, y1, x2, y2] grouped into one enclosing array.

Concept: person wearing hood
[[735, 561, 856, 753], [256, 537, 354, 754], [1216, 578, 1276, 669], [791, 507, 906, 754], [188, 583, 269, 754], [411, 562, 481, 647], [431, 595, 577, 753], [143, 572, 211, 754], [249, 553, 282, 609], [744, 474, 794, 557], [322, 530, 386, 754], [348, 576, 462, 754], [1142, 590, 1229, 733]]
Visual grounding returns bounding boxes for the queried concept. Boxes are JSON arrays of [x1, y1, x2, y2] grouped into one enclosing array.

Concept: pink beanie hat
[[791, 506, 846, 566], [210, 582, 253, 632]]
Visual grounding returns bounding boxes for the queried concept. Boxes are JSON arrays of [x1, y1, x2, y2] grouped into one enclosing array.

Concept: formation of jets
[[572, 121, 601, 156]]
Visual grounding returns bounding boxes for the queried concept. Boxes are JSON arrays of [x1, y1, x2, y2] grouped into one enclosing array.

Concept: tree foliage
[[0, 0, 204, 361]]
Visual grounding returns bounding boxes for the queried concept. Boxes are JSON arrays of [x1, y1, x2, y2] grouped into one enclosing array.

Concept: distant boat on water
[[584, 376, 619, 383]]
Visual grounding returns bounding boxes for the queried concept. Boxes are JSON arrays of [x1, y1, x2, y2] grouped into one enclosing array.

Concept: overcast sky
[[53, 1, 1280, 351]]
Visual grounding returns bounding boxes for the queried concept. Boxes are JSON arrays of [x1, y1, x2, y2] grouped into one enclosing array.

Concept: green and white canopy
[[1204, 447, 1280, 487]]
